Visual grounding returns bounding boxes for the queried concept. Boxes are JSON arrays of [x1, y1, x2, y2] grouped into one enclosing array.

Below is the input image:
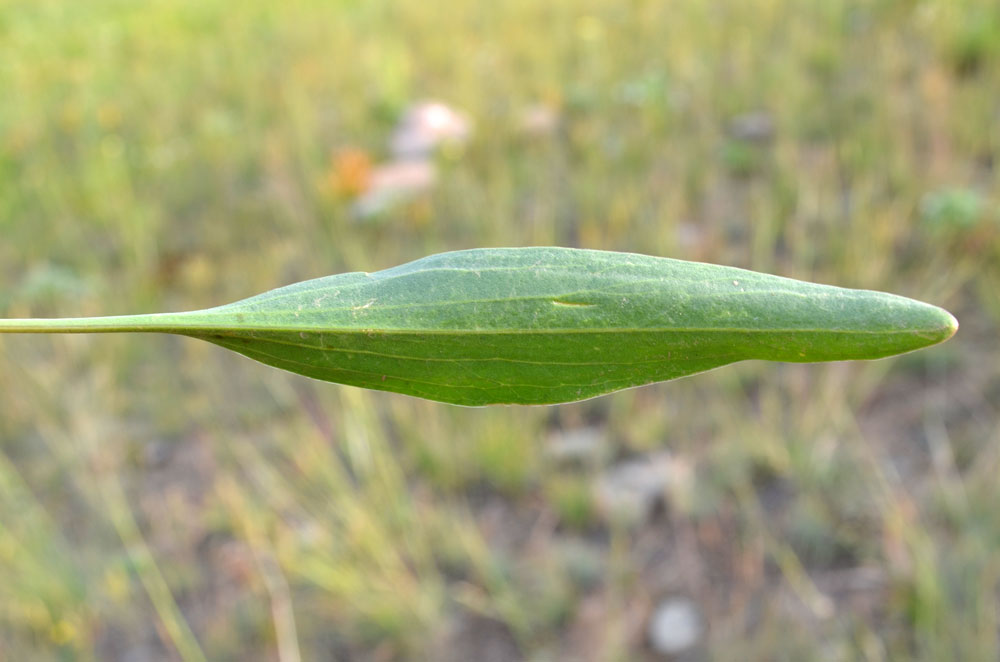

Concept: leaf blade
[[0, 247, 957, 405]]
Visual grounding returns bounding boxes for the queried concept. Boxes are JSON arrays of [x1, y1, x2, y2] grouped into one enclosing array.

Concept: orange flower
[[328, 147, 372, 196]]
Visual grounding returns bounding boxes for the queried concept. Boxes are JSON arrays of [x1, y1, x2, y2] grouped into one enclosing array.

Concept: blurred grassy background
[[1, 0, 999, 659]]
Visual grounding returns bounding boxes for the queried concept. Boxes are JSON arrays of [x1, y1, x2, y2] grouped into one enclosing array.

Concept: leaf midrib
[[193, 326, 918, 335]]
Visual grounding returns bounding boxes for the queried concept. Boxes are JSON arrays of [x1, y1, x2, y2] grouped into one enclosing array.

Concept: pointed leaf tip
[[943, 309, 959, 341], [903, 299, 959, 347]]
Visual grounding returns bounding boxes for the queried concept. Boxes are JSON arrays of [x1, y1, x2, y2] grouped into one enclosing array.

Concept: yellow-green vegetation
[[0, 0, 997, 659]]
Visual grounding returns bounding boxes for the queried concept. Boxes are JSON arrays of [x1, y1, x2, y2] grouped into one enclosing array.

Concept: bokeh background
[[2, 0, 999, 659]]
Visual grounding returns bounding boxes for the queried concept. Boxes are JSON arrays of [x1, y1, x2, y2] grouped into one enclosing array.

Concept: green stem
[[0, 313, 194, 334]]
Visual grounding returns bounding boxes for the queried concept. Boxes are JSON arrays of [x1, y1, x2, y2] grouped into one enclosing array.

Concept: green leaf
[[0, 247, 958, 406]]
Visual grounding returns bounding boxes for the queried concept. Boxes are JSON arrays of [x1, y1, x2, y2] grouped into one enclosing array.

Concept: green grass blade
[[0, 247, 958, 405]]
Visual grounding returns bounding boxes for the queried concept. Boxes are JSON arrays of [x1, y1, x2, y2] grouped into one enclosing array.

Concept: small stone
[[593, 451, 679, 524], [728, 111, 775, 143], [143, 440, 172, 469], [647, 597, 702, 656], [545, 426, 609, 464], [556, 538, 605, 589], [120, 642, 166, 662]]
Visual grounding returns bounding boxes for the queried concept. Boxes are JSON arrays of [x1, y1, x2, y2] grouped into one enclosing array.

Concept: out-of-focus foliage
[[0, 0, 997, 659]]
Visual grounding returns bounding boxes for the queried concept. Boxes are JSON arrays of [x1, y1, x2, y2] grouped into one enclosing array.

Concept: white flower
[[390, 101, 471, 158]]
